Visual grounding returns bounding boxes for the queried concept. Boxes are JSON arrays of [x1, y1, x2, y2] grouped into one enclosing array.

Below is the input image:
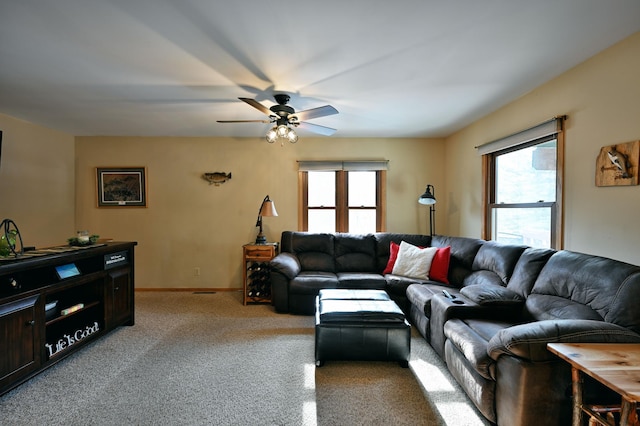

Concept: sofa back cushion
[[526, 250, 640, 332], [466, 241, 527, 286], [373, 233, 432, 272], [335, 233, 377, 273], [431, 235, 484, 286], [282, 232, 336, 272], [506, 247, 555, 298]]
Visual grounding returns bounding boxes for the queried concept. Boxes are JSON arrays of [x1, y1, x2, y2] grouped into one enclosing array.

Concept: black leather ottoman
[[315, 289, 411, 367]]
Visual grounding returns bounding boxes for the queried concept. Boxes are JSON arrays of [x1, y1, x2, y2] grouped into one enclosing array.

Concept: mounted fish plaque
[[595, 140, 639, 186], [202, 172, 232, 186]]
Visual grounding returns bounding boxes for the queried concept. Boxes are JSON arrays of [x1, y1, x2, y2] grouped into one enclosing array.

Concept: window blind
[[476, 116, 565, 156], [297, 160, 388, 171]]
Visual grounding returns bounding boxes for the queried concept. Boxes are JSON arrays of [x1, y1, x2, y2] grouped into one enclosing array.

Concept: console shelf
[[0, 241, 136, 396], [45, 300, 100, 326]]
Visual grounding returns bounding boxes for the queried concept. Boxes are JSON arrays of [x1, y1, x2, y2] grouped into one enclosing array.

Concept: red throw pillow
[[429, 246, 451, 284], [382, 241, 401, 274]]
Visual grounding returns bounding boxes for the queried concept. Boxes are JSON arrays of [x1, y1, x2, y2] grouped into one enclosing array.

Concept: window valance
[[297, 160, 388, 171]]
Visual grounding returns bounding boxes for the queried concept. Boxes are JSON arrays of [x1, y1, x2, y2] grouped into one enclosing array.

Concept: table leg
[[620, 399, 639, 426], [572, 367, 584, 426]]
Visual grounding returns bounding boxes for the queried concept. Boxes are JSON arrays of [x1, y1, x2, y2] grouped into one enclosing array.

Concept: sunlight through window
[[411, 359, 456, 392], [304, 363, 315, 389], [411, 359, 487, 425], [303, 363, 318, 426]]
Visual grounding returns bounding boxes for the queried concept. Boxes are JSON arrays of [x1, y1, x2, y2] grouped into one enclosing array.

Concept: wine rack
[[242, 243, 278, 305]]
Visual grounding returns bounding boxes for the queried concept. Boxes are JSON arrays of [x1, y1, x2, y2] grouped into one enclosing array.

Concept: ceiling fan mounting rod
[[273, 94, 290, 105]]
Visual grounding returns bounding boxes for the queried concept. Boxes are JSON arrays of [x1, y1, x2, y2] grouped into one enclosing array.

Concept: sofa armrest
[[487, 319, 640, 362], [430, 292, 523, 357], [270, 253, 301, 279], [270, 253, 302, 314], [429, 294, 483, 357]]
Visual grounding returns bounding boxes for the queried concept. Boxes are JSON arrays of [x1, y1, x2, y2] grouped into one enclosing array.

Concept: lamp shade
[[260, 199, 278, 217], [418, 185, 436, 205]]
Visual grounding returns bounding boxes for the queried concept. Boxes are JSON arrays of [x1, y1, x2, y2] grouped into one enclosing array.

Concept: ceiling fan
[[217, 94, 338, 142]]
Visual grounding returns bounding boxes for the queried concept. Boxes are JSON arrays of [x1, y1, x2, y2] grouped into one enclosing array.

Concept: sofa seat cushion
[[385, 275, 427, 298], [444, 318, 518, 381], [406, 283, 459, 317], [337, 272, 387, 289], [290, 271, 339, 294]]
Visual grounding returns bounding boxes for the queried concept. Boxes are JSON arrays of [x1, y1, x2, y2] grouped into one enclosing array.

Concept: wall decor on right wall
[[595, 140, 639, 187]]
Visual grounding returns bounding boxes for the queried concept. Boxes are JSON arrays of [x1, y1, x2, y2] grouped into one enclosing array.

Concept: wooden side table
[[242, 243, 278, 305], [548, 343, 640, 426]]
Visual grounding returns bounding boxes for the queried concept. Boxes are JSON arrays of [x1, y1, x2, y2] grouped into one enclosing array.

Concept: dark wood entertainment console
[[0, 241, 136, 396]]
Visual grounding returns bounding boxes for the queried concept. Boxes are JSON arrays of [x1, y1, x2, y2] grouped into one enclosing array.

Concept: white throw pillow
[[391, 241, 438, 280]]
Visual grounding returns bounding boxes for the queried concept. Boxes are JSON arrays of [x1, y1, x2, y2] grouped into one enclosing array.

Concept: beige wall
[[75, 136, 445, 289], [6, 31, 639, 286], [0, 113, 75, 247], [444, 32, 640, 265]]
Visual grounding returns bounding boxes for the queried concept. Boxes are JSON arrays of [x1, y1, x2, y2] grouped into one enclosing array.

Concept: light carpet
[[0, 291, 489, 425]]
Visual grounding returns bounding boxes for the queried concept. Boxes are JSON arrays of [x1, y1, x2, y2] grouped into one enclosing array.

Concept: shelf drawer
[[244, 247, 275, 259]]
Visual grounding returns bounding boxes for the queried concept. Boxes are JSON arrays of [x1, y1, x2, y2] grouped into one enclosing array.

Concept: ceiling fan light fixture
[[276, 124, 289, 138], [266, 127, 277, 143], [287, 129, 298, 143]]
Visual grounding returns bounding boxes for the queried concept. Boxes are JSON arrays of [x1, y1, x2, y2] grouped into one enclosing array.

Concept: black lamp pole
[[418, 185, 436, 236], [429, 205, 435, 237]]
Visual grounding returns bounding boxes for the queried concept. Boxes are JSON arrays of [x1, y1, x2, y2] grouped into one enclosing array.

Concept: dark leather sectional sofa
[[269, 231, 640, 425]]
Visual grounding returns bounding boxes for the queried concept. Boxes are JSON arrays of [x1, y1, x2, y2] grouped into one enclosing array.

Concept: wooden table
[[242, 243, 278, 305], [547, 343, 640, 426]]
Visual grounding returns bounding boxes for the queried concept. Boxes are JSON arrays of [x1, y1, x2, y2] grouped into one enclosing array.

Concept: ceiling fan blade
[[297, 121, 337, 136], [239, 97, 274, 116], [290, 105, 338, 121], [217, 119, 271, 123]]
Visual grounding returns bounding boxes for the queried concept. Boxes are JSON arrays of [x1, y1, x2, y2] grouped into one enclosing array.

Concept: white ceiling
[[1, 0, 639, 139]]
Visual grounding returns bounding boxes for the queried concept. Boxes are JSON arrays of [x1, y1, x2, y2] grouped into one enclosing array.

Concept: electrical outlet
[[194, 267, 200, 277]]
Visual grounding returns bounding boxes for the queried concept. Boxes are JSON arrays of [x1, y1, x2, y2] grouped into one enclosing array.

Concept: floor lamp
[[418, 185, 436, 236]]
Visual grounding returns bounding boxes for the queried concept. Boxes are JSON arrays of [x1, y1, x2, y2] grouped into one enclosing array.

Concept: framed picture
[[97, 167, 147, 207]]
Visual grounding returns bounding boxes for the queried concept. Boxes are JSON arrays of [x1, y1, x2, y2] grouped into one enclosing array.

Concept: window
[[479, 117, 565, 249], [298, 161, 387, 233]]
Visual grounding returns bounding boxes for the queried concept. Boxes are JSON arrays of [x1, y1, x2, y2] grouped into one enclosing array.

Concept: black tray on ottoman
[[315, 289, 411, 367]]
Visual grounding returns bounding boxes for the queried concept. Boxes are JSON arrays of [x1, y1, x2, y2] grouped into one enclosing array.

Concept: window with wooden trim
[[298, 161, 387, 233], [479, 117, 565, 249]]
